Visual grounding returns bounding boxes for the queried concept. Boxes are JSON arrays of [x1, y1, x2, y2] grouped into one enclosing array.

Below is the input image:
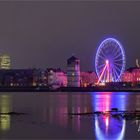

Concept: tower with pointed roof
[[67, 56, 80, 87]]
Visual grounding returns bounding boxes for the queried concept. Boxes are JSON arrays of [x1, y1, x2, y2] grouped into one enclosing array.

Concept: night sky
[[0, 1, 140, 71]]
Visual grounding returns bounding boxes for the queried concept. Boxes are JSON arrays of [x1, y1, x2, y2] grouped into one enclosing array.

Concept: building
[[80, 71, 98, 87], [121, 68, 140, 83], [32, 68, 48, 86], [0, 55, 10, 69], [67, 56, 80, 87], [47, 68, 67, 87], [121, 59, 140, 83], [121, 71, 133, 82], [0, 68, 67, 87], [0, 69, 33, 86], [132, 68, 140, 82]]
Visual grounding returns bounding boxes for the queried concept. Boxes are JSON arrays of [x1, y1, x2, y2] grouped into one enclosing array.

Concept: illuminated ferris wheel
[[95, 38, 125, 83]]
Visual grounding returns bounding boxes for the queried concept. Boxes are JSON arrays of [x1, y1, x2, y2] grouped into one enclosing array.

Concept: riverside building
[[67, 56, 80, 87], [0, 55, 10, 69]]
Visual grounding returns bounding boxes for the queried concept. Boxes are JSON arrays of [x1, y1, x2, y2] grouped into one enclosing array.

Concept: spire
[[136, 58, 139, 68]]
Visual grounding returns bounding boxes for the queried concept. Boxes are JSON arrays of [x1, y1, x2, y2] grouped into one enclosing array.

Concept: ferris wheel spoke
[[99, 50, 106, 58], [114, 65, 123, 73], [110, 45, 116, 54], [109, 69, 113, 82], [114, 71, 118, 81], [114, 67, 119, 81], [112, 44, 118, 54], [113, 45, 120, 54], [111, 68, 116, 82], [114, 52, 122, 57], [114, 68, 120, 80], [114, 64, 121, 71], [114, 62, 123, 67], [98, 55, 106, 60], [113, 53, 122, 60], [113, 50, 122, 59], [115, 67, 121, 79], [114, 45, 122, 54], [100, 47, 107, 56], [114, 58, 123, 62], [98, 63, 105, 69]]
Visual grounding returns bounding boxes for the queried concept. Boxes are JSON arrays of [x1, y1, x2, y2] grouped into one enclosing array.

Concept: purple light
[[95, 37, 126, 83], [106, 60, 109, 64]]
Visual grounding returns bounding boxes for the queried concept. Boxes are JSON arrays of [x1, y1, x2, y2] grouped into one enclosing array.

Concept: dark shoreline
[[0, 86, 140, 92]]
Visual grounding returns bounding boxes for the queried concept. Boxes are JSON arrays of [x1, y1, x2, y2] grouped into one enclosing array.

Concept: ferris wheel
[[95, 38, 126, 83]]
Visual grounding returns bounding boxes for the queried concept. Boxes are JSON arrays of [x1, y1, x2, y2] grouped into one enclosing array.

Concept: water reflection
[[93, 92, 127, 111], [0, 92, 139, 139], [95, 117, 126, 140], [67, 94, 92, 133], [92, 92, 127, 140], [46, 94, 91, 133], [44, 92, 139, 139], [41, 94, 68, 128], [138, 121, 140, 132], [0, 95, 11, 131]]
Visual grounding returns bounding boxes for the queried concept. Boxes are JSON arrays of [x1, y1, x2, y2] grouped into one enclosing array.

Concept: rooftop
[[67, 56, 79, 64]]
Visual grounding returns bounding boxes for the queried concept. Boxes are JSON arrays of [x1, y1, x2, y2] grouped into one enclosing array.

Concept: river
[[0, 92, 139, 139]]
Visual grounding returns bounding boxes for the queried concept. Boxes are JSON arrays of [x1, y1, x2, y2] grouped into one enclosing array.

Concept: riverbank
[[0, 86, 140, 92]]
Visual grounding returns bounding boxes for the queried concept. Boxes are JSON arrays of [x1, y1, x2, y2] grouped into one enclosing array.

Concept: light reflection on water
[[0, 95, 11, 131], [95, 116, 126, 140], [92, 92, 127, 140], [92, 92, 127, 111], [0, 92, 139, 139]]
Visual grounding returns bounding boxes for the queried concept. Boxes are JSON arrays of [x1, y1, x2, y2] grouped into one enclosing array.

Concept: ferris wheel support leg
[[97, 64, 107, 84], [107, 63, 110, 82]]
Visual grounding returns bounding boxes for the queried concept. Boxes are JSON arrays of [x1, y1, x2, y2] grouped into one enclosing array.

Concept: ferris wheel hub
[[106, 60, 109, 64]]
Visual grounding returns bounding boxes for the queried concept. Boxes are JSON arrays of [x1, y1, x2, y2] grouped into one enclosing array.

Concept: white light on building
[[0, 55, 10, 69]]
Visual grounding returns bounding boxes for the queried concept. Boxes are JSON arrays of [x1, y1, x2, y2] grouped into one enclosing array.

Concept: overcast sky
[[0, 1, 139, 71]]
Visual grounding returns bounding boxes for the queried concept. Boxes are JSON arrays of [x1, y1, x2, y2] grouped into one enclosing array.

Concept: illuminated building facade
[[47, 68, 67, 87], [67, 56, 80, 87], [132, 68, 140, 82], [0, 55, 10, 69], [121, 59, 140, 83], [121, 68, 140, 83], [32, 69, 48, 86], [80, 71, 98, 87], [0, 68, 67, 87], [121, 71, 133, 82]]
